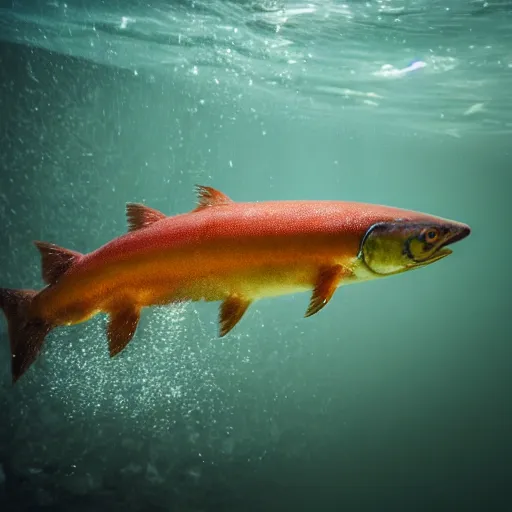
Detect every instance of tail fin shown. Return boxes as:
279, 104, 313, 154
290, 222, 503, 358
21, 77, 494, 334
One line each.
0, 288, 52, 384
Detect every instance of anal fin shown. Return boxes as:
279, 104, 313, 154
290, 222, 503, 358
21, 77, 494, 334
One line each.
107, 306, 141, 357
219, 295, 251, 337
305, 265, 349, 318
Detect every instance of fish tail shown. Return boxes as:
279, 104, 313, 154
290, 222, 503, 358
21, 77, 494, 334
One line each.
0, 288, 52, 384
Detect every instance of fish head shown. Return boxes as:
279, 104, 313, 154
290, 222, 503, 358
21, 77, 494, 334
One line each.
359, 217, 471, 276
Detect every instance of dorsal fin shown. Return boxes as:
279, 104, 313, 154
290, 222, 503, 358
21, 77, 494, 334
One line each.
34, 241, 83, 285
126, 203, 167, 232
193, 185, 233, 212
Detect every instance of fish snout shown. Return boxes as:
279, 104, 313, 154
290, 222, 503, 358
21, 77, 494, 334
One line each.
446, 223, 471, 246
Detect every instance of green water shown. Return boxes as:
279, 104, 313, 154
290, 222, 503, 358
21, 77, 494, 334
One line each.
0, 1, 510, 510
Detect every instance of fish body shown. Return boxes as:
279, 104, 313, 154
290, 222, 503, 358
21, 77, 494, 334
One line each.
33, 200, 434, 319
0, 186, 471, 383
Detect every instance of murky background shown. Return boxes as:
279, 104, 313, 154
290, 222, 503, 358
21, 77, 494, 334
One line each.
0, 1, 511, 510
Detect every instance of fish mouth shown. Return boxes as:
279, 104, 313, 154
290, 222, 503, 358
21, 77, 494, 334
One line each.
415, 247, 452, 266
417, 224, 471, 265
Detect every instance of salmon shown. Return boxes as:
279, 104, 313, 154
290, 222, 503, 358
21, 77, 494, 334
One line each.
0, 185, 471, 383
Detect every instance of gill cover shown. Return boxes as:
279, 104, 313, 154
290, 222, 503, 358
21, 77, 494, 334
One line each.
360, 222, 453, 276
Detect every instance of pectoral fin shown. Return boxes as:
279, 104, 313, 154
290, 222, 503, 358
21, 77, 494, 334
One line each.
107, 306, 141, 357
305, 265, 348, 318
219, 296, 252, 337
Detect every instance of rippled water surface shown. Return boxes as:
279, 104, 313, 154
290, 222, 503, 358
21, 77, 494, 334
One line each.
1, 0, 512, 136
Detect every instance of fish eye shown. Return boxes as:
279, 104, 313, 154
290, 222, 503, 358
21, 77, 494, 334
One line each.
424, 228, 439, 242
